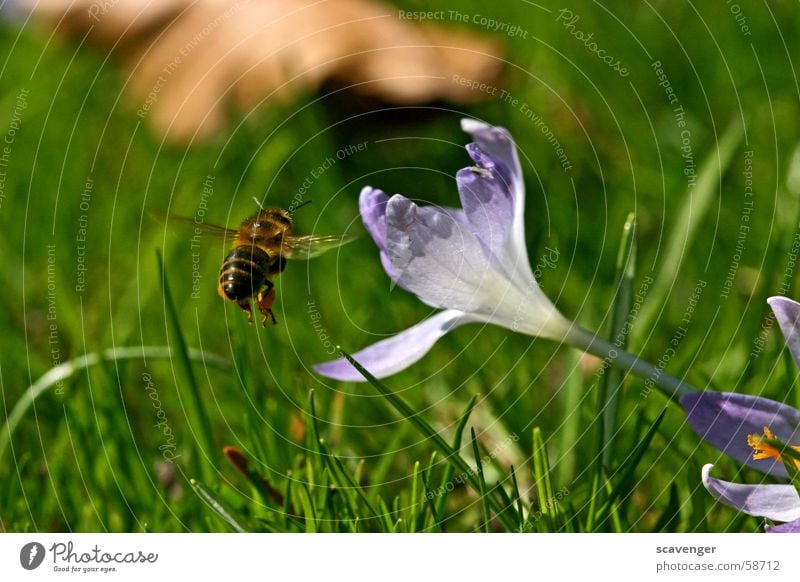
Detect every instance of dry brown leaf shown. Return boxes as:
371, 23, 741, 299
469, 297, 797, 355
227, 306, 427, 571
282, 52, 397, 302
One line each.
28, 0, 503, 142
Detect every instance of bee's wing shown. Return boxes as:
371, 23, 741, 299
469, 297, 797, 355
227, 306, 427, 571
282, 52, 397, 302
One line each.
281, 233, 358, 260
150, 212, 239, 240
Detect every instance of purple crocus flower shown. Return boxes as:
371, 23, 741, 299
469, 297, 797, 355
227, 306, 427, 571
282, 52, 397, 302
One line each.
314, 119, 573, 381
680, 297, 800, 478
686, 296, 800, 532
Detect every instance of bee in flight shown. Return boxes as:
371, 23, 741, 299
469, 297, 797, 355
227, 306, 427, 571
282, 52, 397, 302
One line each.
165, 200, 355, 326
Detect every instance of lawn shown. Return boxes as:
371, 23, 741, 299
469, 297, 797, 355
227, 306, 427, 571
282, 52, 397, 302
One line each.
1, 0, 799, 532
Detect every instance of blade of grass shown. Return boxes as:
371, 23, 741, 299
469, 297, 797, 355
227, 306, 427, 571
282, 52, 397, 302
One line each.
408, 461, 421, 533
296, 483, 317, 533
491, 481, 516, 523
190, 479, 248, 532
600, 213, 637, 468
587, 223, 652, 525
509, 465, 525, 532
378, 497, 395, 532
354, 459, 366, 488
158, 249, 215, 479
419, 452, 440, 531
557, 348, 584, 486
470, 427, 491, 532
307, 390, 323, 454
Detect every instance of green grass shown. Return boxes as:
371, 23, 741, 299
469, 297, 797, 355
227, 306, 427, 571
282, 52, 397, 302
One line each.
1, 1, 799, 532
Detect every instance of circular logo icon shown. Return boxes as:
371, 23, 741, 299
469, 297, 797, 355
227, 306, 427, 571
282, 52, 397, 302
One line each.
19, 542, 45, 570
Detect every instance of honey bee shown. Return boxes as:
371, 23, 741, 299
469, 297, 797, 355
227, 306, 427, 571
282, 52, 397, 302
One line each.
163, 201, 355, 326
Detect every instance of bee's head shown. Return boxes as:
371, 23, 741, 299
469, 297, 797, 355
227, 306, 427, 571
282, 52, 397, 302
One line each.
273, 208, 293, 227
250, 208, 292, 230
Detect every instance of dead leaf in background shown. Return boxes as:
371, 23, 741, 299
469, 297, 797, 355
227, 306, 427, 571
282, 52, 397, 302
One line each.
28, 0, 503, 142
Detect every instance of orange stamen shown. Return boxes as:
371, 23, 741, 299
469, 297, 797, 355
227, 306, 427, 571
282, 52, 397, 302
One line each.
747, 426, 800, 470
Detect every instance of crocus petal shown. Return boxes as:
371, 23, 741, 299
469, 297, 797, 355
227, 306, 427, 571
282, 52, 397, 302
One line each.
456, 163, 528, 290
702, 464, 800, 523
359, 186, 390, 252
360, 187, 408, 288
313, 309, 477, 381
766, 518, 800, 533
680, 391, 800, 478
460, 119, 521, 200
456, 156, 514, 261
768, 296, 800, 370
460, 119, 534, 285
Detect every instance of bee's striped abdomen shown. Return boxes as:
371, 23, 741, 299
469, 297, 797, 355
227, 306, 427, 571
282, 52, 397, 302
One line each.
218, 246, 271, 301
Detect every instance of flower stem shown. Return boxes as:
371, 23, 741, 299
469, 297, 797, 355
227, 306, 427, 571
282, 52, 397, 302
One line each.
564, 325, 696, 402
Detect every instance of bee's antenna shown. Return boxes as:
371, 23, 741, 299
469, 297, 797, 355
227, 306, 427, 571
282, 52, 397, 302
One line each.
252, 197, 265, 210
289, 200, 312, 214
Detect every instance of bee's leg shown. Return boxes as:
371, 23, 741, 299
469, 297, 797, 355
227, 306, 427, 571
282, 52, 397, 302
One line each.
236, 299, 255, 324
257, 280, 277, 327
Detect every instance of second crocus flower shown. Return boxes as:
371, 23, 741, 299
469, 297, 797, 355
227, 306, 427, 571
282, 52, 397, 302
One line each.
685, 296, 800, 532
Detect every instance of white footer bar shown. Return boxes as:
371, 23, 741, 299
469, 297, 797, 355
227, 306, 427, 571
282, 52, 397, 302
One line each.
1, 533, 797, 580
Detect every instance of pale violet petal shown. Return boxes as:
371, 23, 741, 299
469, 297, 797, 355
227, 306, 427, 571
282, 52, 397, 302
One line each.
768, 296, 800, 370
766, 518, 800, 533
460, 119, 534, 286
702, 464, 800, 523
313, 309, 477, 381
458, 150, 514, 250
359, 186, 389, 252
360, 187, 409, 289
456, 165, 518, 284
460, 120, 521, 188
